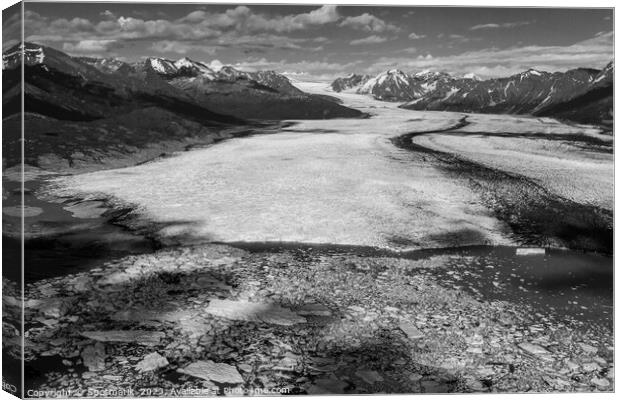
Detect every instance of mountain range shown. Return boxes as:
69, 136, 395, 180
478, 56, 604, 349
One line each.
332, 64, 613, 126
1, 42, 362, 170
1, 42, 613, 171
118, 55, 342, 120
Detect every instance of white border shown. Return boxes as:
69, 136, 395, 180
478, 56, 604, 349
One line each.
0, 2, 616, 400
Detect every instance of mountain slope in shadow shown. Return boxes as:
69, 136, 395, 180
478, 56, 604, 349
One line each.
2, 43, 363, 171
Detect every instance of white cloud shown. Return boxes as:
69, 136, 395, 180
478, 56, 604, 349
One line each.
233, 58, 357, 72
470, 20, 533, 30
100, 10, 116, 19
62, 39, 117, 53
187, 5, 340, 33
408, 32, 426, 40
340, 13, 400, 33
350, 35, 388, 45
24, 5, 341, 49
229, 57, 363, 80
369, 31, 613, 78
213, 32, 323, 52
151, 40, 216, 55
2, 8, 22, 50
113, 16, 220, 40
19, 7, 612, 82
24, 6, 339, 57
294, 5, 340, 26
313, 37, 330, 43
208, 59, 224, 71
49, 17, 94, 32
448, 34, 470, 42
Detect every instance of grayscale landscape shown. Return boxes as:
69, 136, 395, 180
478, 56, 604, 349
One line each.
1, 3, 614, 397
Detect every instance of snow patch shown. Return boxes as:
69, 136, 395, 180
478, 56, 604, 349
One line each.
149, 58, 173, 74
442, 87, 460, 100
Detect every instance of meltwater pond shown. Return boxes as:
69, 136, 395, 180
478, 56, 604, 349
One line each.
2, 178, 157, 283
422, 246, 613, 327
228, 242, 613, 327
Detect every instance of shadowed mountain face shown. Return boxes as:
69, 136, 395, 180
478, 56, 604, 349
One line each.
1, 43, 364, 170
533, 62, 613, 126
1, 42, 244, 170
124, 55, 363, 120
2, 43, 242, 125
3, 42, 362, 122
331, 74, 372, 93
331, 63, 613, 127
78, 53, 362, 120
331, 70, 479, 102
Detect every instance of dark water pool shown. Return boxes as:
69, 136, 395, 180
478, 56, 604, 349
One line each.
422, 246, 613, 328
2, 179, 158, 283
226, 242, 613, 326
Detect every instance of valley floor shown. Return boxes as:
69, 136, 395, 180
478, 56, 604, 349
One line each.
2, 81, 613, 395
43, 81, 612, 252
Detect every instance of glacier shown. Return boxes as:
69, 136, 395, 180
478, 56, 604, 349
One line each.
48, 81, 609, 251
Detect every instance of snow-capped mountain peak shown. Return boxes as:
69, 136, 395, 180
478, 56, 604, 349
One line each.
145, 57, 177, 74
358, 69, 422, 101
78, 56, 126, 73
173, 57, 216, 79
330, 73, 371, 92
2, 43, 46, 69
98, 58, 123, 70
140, 56, 217, 80
519, 68, 546, 79
414, 70, 452, 81
592, 61, 614, 85
380, 69, 408, 80
333, 69, 459, 100
215, 65, 252, 81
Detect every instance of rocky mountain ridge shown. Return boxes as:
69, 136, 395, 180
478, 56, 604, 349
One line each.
1, 43, 362, 171
331, 64, 613, 126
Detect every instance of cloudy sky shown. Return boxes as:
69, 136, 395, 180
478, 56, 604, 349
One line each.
6, 2, 614, 79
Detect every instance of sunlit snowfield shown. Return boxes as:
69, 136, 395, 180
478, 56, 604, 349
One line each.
413, 115, 612, 210
50, 81, 612, 250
